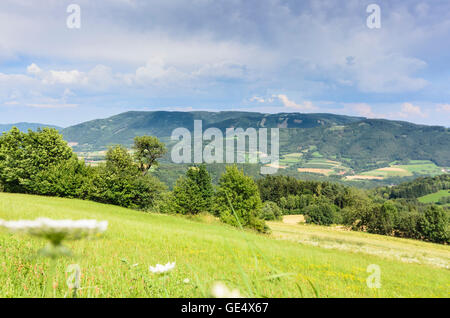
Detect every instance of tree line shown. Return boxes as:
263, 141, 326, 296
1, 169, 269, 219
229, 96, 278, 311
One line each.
0, 127, 448, 243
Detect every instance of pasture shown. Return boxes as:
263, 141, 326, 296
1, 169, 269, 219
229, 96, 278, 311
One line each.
0, 193, 449, 298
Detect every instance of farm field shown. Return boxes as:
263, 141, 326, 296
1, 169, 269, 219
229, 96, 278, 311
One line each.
349, 161, 448, 180
418, 190, 450, 205
1, 193, 449, 298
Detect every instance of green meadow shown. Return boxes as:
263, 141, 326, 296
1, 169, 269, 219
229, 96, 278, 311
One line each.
418, 190, 450, 205
1, 193, 449, 298
361, 160, 446, 178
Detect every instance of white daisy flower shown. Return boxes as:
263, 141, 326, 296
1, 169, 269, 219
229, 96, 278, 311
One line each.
0, 218, 108, 245
211, 282, 243, 298
149, 262, 176, 274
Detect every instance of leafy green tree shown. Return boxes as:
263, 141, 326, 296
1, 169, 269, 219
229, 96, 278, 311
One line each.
91, 146, 164, 210
418, 205, 449, 244
170, 165, 214, 215
260, 201, 283, 221
365, 201, 398, 235
172, 177, 204, 215
214, 166, 267, 233
27, 157, 94, 198
0, 127, 73, 193
186, 165, 214, 210
133, 136, 167, 175
304, 203, 338, 226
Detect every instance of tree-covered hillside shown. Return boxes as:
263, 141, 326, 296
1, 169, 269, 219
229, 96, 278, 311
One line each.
61, 111, 450, 170
0, 123, 62, 133
61, 111, 363, 150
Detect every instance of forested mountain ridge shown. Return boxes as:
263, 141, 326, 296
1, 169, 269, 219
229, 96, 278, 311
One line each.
60, 111, 450, 169
0, 122, 62, 133
61, 111, 363, 148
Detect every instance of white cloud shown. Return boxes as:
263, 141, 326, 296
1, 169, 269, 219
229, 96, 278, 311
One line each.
27, 63, 41, 75
249, 96, 266, 103
276, 95, 317, 111
349, 103, 376, 118
436, 104, 450, 113
26, 103, 78, 109
399, 102, 427, 118
3, 101, 19, 106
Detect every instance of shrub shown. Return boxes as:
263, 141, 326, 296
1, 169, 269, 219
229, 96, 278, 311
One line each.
260, 201, 283, 221
395, 211, 423, 239
153, 192, 177, 214
365, 202, 398, 235
90, 146, 165, 210
214, 166, 268, 233
304, 203, 338, 226
26, 156, 93, 199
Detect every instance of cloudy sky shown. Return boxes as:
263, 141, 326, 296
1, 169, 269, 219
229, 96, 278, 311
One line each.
0, 0, 449, 127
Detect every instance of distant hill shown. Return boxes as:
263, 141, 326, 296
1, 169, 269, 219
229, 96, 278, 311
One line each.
62, 111, 363, 148
61, 111, 450, 170
0, 123, 62, 133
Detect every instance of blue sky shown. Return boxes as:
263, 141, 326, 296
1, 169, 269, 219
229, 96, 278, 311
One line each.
0, 0, 449, 127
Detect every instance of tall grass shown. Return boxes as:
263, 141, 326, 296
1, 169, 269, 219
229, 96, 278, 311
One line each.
0, 193, 449, 298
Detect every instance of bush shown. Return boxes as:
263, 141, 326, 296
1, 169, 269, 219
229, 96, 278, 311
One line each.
89, 146, 165, 210
365, 202, 398, 235
260, 201, 283, 221
153, 192, 177, 214
214, 166, 268, 233
418, 205, 449, 244
26, 156, 93, 198
395, 211, 422, 239
304, 203, 338, 226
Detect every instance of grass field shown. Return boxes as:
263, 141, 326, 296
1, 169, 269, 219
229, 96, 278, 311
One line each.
1, 193, 449, 298
418, 190, 450, 206
359, 161, 447, 179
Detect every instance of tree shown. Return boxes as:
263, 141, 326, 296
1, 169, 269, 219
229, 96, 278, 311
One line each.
133, 136, 167, 175
185, 165, 214, 210
418, 205, 449, 244
304, 203, 338, 226
365, 201, 398, 235
91, 145, 165, 210
260, 201, 283, 221
170, 165, 214, 215
0, 127, 73, 193
214, 166, 267, 233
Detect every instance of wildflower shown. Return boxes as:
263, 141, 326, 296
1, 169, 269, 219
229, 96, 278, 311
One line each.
183, 278, 190, 284
0, 218, 108, 246
211, 282, 243, 298
149, 262, 176, 274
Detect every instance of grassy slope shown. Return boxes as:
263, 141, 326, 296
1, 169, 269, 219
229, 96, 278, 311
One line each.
418, 190, 450, 205
0, 193, 449, 298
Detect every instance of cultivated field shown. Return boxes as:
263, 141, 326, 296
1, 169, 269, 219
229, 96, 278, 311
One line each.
418, 190, 450, 206
0, 193, 449, 298
359, 161, 447, 179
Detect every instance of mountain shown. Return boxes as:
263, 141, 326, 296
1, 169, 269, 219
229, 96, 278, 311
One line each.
61, 111, 363, 149
279, 119, 450, 168
61, 111, 450, 169
0, 122, 62, 134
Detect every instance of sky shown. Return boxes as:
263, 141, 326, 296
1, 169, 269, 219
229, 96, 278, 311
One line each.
0, 0, 449, 127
